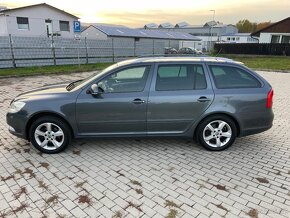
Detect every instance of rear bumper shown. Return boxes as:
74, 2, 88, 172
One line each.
239, 123, 272, 137
238, 109, 274, 137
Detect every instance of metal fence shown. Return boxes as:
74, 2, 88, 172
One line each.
0, 35, 176, 68
214, 43, 290, 56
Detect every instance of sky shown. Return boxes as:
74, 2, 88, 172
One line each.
1, 0, 289, 27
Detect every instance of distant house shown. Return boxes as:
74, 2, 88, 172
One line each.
0, 3, 79, 38
158, 22, 174, 28
175, 22, 190, 28
251, 17, 290, 43
144, 21, 238, 51
220, 33, 258, 43
81, 25, 200, 49
144, 23, 158, 29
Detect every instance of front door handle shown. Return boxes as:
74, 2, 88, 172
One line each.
132, 98, 145, 104
197, 96, 211, 102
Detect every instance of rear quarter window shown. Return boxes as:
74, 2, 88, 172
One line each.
209, 65, 261, 89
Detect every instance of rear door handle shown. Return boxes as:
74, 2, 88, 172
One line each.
132, 98, 145, 104
197, 96, 211, 102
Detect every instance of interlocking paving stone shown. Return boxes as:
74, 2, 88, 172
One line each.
0, 71, 290, 217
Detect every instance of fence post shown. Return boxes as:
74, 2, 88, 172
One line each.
134, 39, 136, 57
77, 38, 80, 67
8, 34, 16, 68
85, 37, 89, 64
153, 39, 155, 55
112, 38, 115, 63
51, 35, 56, 66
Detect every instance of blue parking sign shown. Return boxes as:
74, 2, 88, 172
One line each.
73, 21, 81, 33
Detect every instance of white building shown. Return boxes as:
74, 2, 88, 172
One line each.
0, 3, 79, 38
251, 17, 290, 43
220, 33, 258, 43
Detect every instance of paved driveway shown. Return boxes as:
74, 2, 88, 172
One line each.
0, 71, 290, 218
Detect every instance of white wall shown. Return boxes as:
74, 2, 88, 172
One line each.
220, 35, 258, 43
0, 16, 8, 35
259, 33, 290, 43
0, 5, 78, 38
81, 26, 108, 40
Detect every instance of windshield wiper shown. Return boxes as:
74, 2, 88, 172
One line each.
66, 79, 83, 91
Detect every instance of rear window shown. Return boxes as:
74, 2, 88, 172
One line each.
209, 65, 261, 89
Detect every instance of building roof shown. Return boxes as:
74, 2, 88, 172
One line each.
143, 21, 235, 30
0, 6, 8, 11
221, 33, 252, 36
159, 22, 174, 28
251, 17, 290, 37
0, 3, 79, 19
144, 23, 158, 29
84, 25, 201, 41
175, 22, 190, 28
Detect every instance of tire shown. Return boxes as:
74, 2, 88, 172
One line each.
29, 116, 71, 154
196, 115, 237, 151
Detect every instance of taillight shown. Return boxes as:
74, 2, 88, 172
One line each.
266, 89, 274, 108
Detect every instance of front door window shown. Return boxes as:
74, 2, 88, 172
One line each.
97, 66, 150, 93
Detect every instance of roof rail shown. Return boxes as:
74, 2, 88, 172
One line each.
137, 54, 209, 58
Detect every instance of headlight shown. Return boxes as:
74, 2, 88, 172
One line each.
8, 101, 26, 113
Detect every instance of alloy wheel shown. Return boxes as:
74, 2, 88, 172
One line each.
34, 122, 64, 151
202, 120, 232, 148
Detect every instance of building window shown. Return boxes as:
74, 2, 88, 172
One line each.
59, 21, 70, 32
17, 17, 29, 30
227, 37, 230, 41
281, 35, 290, 44
271, 35, 280, 43
236, 37, 240, 40
45, 19, 52, 36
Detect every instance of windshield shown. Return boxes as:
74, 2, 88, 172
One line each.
66, 63, 119, 91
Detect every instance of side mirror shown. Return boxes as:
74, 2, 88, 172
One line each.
87, 84, 103, 95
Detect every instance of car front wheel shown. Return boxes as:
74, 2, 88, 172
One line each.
197, 115, 237, 151
29, 116, 71, 154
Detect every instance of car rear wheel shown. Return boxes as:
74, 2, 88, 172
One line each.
29, 116, 71, 154
197, 115, 237, 151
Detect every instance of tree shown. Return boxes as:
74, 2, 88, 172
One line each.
236, 20, 273, 33
236, 20, 256, 33
256, 21, 272, 31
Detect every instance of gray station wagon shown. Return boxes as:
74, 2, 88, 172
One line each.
6, 57, 274, 153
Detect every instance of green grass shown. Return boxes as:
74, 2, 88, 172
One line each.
0, 63, 113, 77
218, 55, 290, 71
1, 55, 290, 77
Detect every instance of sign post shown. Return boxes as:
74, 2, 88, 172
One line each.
73, 21, 81, 67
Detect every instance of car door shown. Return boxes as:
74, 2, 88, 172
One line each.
75, 64, 153, 136
147, 63, 214, 134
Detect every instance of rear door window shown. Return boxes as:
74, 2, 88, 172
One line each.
156, 64, 207, 91
209, 65, 261, 89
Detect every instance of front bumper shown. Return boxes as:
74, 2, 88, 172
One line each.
6, 112, 28, 139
